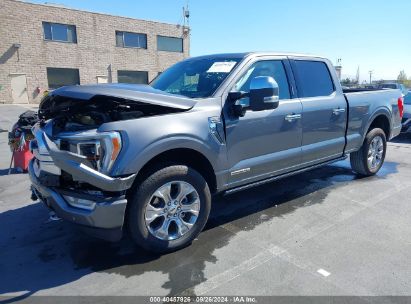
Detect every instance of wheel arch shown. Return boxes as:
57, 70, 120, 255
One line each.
131, 147, 217, 194
363, 109, 391, 141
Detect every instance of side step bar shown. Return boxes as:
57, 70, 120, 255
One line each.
224, 156, 347, 195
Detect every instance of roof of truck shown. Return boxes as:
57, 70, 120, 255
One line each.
188, 52, 327, 60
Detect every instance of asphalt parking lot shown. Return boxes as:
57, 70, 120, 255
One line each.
1, 104, 411, 301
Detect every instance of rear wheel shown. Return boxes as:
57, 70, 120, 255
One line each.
350, 128, 387, 176
127, 164, 211, 253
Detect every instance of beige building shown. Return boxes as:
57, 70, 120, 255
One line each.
0, 0, 190, 104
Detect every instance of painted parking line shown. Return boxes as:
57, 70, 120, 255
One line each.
317, 268, 331, 277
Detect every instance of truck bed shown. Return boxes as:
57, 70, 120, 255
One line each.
343, 88, 403, 153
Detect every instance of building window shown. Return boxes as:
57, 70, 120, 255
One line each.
117, 70, 148, 84
47, 68, 80, 89
116, 31, 147, 48
157, 35, 183, 52
43, 22, 77, 43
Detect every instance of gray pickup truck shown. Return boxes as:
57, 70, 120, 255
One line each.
29, 52, 404, 252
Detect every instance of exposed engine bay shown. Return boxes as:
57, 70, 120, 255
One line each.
32, 84, 195, 196
39, 95, 189, 133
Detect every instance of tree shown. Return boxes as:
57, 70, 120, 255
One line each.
341, 77, 356, 87
397, 70, 408, 84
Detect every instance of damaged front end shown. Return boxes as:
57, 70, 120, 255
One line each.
29, 84, 195, 241
29, 122, 133, 241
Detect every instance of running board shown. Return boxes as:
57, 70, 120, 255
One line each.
224, 156, 347, 195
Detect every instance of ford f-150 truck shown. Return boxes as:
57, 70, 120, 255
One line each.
29, 53, 404, 253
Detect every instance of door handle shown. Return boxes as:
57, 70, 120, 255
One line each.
285, 114, 302, 122
332, 108, 346, 115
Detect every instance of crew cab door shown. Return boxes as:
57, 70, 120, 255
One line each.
290, 58, 347, 165
223, 58, 303, 186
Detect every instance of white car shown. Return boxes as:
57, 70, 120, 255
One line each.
401, 92, 411, 133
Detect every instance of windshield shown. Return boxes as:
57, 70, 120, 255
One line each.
151, 57, 241, 98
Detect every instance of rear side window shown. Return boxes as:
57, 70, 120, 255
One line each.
294, 60, 334, 98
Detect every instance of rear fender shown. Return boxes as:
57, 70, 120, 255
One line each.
362, 108, 391, 140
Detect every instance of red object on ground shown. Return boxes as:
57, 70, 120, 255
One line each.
13, 140, 33, 172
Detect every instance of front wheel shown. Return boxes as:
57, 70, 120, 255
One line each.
127, 164, 211, 253
350, 128, 387, 176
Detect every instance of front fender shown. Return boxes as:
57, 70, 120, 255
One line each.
112, 134, 226, 176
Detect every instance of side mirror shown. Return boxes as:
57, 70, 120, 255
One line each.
248, 76, 279, 111
227, 76, 280, 117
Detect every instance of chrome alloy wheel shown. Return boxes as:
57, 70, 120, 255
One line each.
144, 181, 200, 241
367, 135, 384, 170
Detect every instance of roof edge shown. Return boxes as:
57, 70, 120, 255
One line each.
12, 0, 186, 28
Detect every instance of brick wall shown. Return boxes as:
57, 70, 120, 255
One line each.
0, 0, 190, 103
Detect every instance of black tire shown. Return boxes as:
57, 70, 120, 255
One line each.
127, 164, 211, 253
350, 128, 387, 176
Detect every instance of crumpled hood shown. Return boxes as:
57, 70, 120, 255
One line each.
39, 83, 196, 119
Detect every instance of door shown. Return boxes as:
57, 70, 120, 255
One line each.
10, 74, 29, 104
224, 59, 303, 186
96, 76, 108, 84
291, 59, 347, 164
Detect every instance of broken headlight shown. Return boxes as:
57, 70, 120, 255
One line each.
59, 131, 122, 175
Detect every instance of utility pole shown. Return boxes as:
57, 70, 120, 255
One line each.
368, 70, 373, 85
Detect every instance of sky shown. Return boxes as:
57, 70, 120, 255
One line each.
28, 0, 411, 82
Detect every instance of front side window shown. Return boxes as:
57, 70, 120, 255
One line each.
117, 70, 148, 84
233, 60, 291, 100
293, 60, 334, 98
43, 22, 77, 43
151, 57, 241, 98
116, 31, 147, 48
47, 68, 80, 89
157, 36, 183, 52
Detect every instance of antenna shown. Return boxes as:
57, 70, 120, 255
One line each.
182, 1, 190, 39
183, 1, 190, 28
